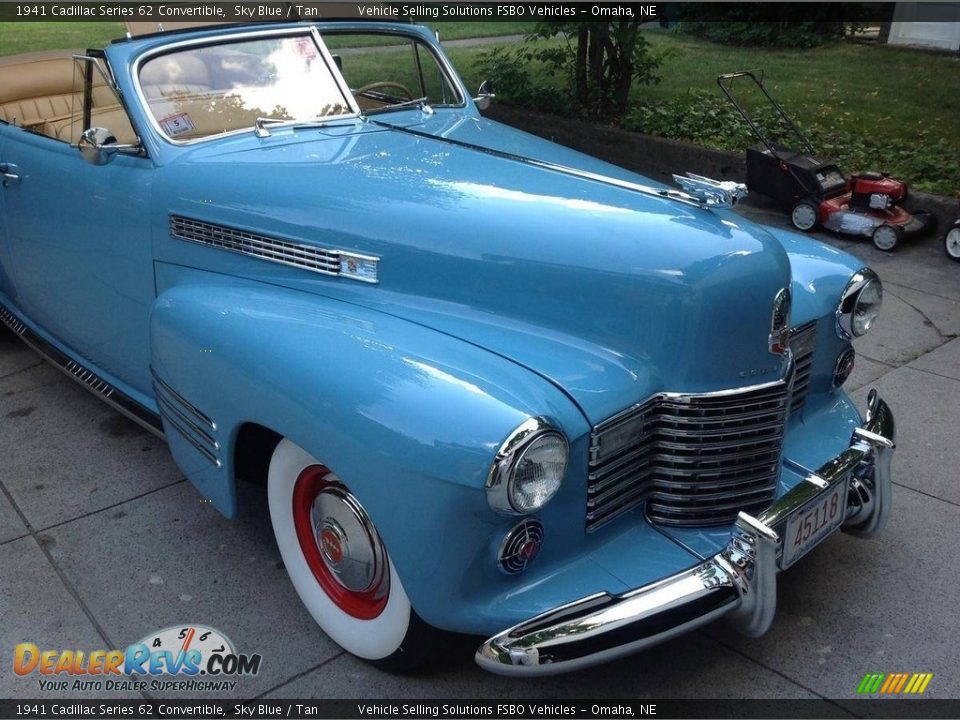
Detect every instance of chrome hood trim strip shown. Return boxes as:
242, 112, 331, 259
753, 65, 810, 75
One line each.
371, 120, 733, 211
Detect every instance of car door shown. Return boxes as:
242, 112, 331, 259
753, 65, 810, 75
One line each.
0, 56, 155, 400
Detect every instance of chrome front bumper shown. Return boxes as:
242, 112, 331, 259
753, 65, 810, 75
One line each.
476, 390, 895, 676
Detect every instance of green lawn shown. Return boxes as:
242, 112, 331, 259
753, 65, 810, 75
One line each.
0, 22, 125, 55
641, 32, 960, 152
427, 21, 533, 41
0, 21, 532, 56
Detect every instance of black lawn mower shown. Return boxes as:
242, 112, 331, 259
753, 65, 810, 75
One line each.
718, 71, 936, 251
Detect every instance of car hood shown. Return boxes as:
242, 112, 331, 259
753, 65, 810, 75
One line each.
156, 114, 793, 425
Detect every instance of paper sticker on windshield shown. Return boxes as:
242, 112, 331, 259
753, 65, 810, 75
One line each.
295, 38, 318, 60
160, 112, 195, 137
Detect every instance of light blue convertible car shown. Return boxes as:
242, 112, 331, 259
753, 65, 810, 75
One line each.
0, 20, 895, 675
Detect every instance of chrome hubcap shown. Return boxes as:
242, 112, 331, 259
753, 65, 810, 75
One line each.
309, 484, 388, 597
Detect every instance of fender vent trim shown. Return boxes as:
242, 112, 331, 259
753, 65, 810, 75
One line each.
169, 215, 379, 284
151, 367, 222, 469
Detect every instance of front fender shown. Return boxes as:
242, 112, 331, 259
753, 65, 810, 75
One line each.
766, 226, 864, 324
148, 264, 589, 627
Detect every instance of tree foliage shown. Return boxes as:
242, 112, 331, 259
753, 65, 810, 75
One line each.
479, 21, 662, 120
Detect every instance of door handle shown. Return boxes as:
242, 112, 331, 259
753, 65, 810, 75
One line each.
0, 163, 21, 186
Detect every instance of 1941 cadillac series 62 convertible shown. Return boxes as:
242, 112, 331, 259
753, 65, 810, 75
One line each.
0, 20, 895, 675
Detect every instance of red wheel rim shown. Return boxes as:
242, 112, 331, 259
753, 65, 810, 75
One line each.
292, 465, 389, 620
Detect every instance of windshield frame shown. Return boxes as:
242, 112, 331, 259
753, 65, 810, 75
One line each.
132, 26, 362, 146
318, 28, 466, 113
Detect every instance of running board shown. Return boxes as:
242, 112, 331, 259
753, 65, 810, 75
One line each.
0, 302, 164, 438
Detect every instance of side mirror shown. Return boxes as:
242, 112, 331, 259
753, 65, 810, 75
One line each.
78, 127, 140, 166
474, 80, 496, 111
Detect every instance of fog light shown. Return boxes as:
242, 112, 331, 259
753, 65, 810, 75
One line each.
498, 519, 544, 574
834, 347, 856, 387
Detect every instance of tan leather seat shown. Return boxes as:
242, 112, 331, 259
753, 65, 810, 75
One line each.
0, 51, 81, 127
43, 105, 138, 146
0, 49, 130, 140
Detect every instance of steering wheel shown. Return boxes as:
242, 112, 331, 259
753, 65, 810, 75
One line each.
356, 81, 415, 101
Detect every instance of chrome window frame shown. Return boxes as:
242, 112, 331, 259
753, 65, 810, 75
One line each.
317, 27, 466, 110
132, 26, 362, 147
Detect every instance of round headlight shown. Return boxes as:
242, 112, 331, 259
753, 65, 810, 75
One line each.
837, 269, 882, 339
851, 279, 882, 336
486, 418, 568, 515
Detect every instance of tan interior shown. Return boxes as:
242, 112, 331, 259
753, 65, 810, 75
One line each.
0, 49, 214, 146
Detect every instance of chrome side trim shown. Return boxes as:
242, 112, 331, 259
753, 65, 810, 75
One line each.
0, 301, 163, 437
159, 408, 222, 468
150, 366, 222, 469
156, 394, 218, 450
477, 392, 895, 676
150, 366, 216, 430
0, 305, 27, 335
169, 215, 380, 284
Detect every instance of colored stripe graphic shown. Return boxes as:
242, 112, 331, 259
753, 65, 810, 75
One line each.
857, 673, 885, 694
857, 672, 933, 694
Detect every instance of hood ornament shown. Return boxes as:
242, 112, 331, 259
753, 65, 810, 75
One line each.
672, 173, 748, 209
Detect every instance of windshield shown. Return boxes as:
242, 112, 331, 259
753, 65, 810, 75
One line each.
320, 31, 463, 114
139, 34, 353, 142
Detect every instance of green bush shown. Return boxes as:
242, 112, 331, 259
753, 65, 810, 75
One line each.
677, 21, 849, 48
625, 92, 960, 195
477, 22, 664, 120
674, 6, 872, 48
475, 45, 572, 116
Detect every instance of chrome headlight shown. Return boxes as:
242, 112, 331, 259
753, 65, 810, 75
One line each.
837, 268, 882, 338
486, 417, 568, 515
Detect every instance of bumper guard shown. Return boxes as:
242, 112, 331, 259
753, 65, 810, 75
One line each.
476, 390, 895, 676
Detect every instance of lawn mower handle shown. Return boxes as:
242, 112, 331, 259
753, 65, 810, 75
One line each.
717, 71, 817, 158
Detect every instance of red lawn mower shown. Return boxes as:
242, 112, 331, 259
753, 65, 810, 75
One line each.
718, 71, 935, 251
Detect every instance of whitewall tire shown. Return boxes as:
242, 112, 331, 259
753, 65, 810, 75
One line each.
267, 438, 438, 669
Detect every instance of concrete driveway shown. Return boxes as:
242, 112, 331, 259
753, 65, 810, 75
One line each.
1, 197, 958, 704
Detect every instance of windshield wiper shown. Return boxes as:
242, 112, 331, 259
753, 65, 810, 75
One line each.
363, 97, 433, 118
253, 116, 356, 138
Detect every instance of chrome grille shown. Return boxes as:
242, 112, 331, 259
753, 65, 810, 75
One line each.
587, 380, 790, 531
789, 322, 817, 413
169, 215, 378, 283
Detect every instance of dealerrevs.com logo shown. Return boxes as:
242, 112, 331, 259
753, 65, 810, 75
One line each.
14, 624, 262, 693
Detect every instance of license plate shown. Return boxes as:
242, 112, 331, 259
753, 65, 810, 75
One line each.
780, 480, 848, 569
